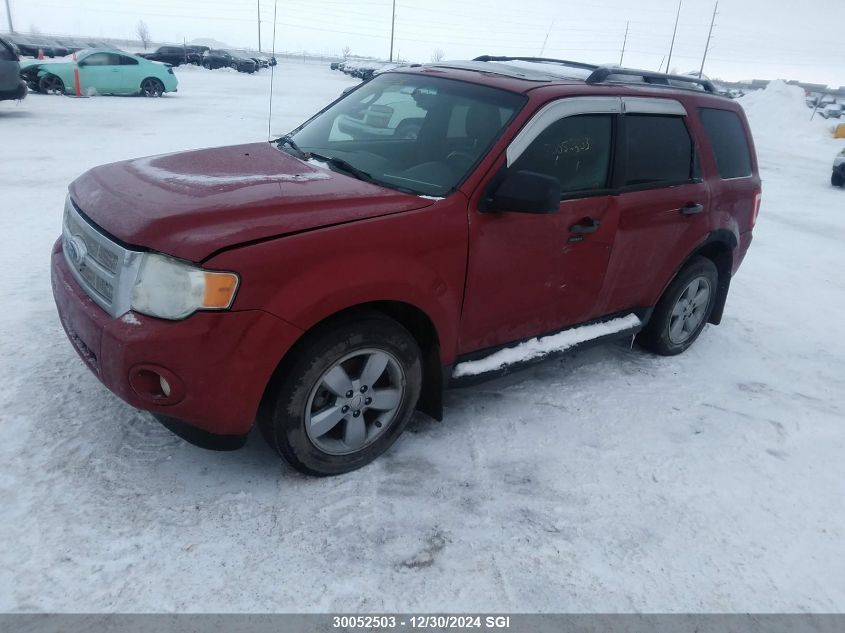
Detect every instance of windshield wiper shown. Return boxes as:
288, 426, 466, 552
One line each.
273, 134, 309, 159
309, 151, 376, 184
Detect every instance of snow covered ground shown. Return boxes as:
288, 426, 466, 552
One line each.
1, 63, 844, 613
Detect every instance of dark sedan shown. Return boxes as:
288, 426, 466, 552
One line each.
0, 36, 27, 101
141, 45, 203, 66
202, 49, 257, 73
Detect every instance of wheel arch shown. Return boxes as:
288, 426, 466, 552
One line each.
652, 230, 736, 327
259, 300, 445, 423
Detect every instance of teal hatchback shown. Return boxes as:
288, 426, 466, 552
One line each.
20, 48, 177, 97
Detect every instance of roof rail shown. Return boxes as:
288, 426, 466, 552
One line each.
472, 55, 599, 72
586, 67, 717, 93
471, 55, 717, 93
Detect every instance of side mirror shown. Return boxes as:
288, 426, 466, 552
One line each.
485, 170, 560, 214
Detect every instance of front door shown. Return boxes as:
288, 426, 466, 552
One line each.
78, 52, 123, 94
459, 104, 620, 353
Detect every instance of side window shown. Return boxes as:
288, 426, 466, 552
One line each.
699, 108, 752, 179
623, 114, 694, 186
83, 53, 119, 66
511, 114, 613, 196
119, 55, 139, 65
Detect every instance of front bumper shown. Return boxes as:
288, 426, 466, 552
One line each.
0, 80, 27, 101
51, 240, 304, 437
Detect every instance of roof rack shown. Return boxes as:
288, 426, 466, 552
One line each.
472, 55, 717, 94
586, 67, 716, 93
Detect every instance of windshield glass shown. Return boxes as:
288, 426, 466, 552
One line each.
288, 73, 525, 196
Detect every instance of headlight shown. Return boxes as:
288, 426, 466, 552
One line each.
131, 253, 239, 320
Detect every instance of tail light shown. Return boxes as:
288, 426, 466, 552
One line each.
751, 192, 762, 228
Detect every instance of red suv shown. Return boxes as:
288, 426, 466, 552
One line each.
51, 57, 761, 475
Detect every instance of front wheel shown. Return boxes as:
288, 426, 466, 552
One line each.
638, 256, 718, 356
140, 77, 164, 97
832, 170, 845, 187
38, 74, 65, 95
259, 314, 423, 476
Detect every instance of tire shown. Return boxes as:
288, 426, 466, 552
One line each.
140, 77, 164, 98
258, 314, 423, 476
832, 170, 845, 188
230, 62, 238, 71
38, 74, 65, 95
202, 61, 211, 69
637, 256, 719, 356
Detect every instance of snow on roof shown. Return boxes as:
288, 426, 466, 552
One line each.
489, 59, 595, 80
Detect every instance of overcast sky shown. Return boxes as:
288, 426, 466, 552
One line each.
5, 0, 842, 87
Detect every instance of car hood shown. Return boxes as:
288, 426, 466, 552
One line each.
68, 142, 435, 262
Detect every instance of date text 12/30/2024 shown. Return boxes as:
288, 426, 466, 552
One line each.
332, 615, 512, 629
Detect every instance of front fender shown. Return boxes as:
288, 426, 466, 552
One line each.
205, 197, 470, 364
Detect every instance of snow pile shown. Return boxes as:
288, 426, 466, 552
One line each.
452, 314, 641, 377
738, 80, 832, 150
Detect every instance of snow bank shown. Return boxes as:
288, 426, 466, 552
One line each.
738, 80, 833, 149
452, 313, 641, 377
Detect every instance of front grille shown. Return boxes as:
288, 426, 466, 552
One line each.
61, 196, 144, 317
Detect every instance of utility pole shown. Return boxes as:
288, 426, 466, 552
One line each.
389, 0, 396, 61
620, 21, 629, 66
4, 0, 14, 33
257, 0, 262, 52
698, 1, 718, 78
666, 0, 682, 74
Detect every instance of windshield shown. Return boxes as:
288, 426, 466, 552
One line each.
287, 73, 525, 196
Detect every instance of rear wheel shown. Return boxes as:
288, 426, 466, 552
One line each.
230, 62, 238, 71
259, 314, 422, 476
140, 77, 164, 98
38, 74, 65, 95
832, 170, 845, 187
638, 256, 718, 356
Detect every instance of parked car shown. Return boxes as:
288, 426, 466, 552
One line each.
51, 57, 760, 475
0, 36, 27, 101
20, 49, 177, 97
53, 38, 87, 54
819, 103, 843, 119
330, 62, 340, 70
140, 45, 202, 66
832, 149, 845, 187
202, 49, 257, 73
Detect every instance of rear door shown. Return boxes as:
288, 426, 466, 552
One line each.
596, 98, 710, 315
459, 98, 621, 352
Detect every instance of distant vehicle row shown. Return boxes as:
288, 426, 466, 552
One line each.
141, 46, 277, 73
330, 59, 398, 81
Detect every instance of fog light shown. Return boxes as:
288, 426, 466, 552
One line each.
159, 375, 171, 398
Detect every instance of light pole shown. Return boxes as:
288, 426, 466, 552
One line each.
4, 0, 14, 33
389, 0, 396, 61
257, 0, 262, 52
620, 21, 629, 66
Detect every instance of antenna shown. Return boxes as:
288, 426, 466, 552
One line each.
539, 21, 554, 57
267, 0, 278, 141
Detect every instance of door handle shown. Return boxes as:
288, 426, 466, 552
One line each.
569, 218, 600, 234
680, 203, 705, 216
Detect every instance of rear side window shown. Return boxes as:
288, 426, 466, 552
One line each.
699, 108, 752, 179
512, 114, 613, 196
623, 114, 694, 186
119, 55, 139, 65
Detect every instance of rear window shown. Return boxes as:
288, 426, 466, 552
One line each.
623, 114, 695, 186
699, 108, 752, 179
